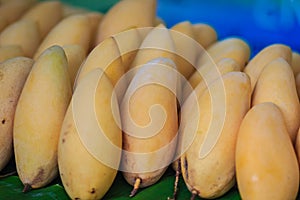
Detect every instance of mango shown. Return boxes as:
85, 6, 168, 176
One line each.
252, 58, 300, 143
236, 102, 299, 200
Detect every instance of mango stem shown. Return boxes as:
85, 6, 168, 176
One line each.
190, 189, 198, 200
23, 183, 32, 193
129, 177, 141, 197
168, 159, 181, 200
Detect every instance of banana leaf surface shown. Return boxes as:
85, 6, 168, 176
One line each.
0, 158, 241, 200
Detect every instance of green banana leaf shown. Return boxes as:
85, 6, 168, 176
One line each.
0, 158, 241, 200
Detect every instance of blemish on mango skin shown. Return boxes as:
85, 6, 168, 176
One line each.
0, 71, 3, 81
31, 167, 45, 186
90, 188, 96, 194
62, 123, 72, 136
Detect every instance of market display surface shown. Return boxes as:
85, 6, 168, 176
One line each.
0, 0, 300, 199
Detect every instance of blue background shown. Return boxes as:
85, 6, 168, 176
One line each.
157, 0, 300, 56
59, 0, 300, 56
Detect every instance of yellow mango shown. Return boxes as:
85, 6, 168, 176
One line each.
33, 14, 91, 59
252, 58, 300, 143
0, 19, 41, 57
13, 45, 72, 189
193, 23, 218, 49
129, 25, 175, 79
236, 102, 299, 200
180, 71, 251, 198
21, 1, 63, 39
58, 68, 122, 199
0, 57, 33, 171
95, 0, 156, 44
121, 58, 178, 196
243, 44, 292, 92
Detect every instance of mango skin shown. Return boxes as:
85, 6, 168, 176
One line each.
236, 102, 299, 200
180, 71, 251, 198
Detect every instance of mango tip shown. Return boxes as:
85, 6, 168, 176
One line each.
22, 183, 32, 193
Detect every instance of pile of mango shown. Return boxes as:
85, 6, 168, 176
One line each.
0, 0, 300, 199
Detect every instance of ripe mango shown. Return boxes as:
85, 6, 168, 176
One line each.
180, 71, 251, 198
236, 102, 299, 200
252, 58, 300, 143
